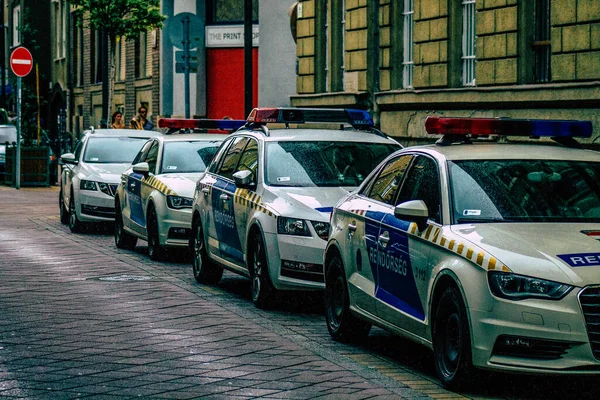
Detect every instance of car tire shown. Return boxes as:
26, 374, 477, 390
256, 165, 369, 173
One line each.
432, 286, 475, 389
191, 217, 223, 284
68, 190, 84, 233
147, 205, 165, 261
114, 199, 137, 250
59, 190, 69, 225
249, 233, 275, 308
324, 254, 371, 342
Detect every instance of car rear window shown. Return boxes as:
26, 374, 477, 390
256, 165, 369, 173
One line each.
83, 137, 148, 163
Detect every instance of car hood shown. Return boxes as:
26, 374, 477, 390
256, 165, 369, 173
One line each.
155, 173, 203, 197
78, 163, 131, 183
263, 186, 354, 221
451, 223, 600, 287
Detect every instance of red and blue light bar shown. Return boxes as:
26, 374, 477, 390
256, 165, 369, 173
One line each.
158, 118, 246, 132
247, 107, 374, 129
425, 116, 592, 138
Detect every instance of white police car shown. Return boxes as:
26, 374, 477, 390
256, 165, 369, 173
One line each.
59, 129, 159, 233
114, 119, 245, 260
189, 108, 401, 308
324, 116, 600, 387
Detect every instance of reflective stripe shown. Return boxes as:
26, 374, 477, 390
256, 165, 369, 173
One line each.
142, 176, 177, 196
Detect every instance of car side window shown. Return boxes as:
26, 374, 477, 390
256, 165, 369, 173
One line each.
132, 140, 153, 165
396, 155, 442, 224
208, 138, 234, 174
145, 142, 160, 175
367, 155, 412, 205
235, 139, 259, 183
73, 140, 84, 161
217, 137, 249, 180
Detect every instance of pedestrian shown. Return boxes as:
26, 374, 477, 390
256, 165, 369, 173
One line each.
110, 111, 125, 129
130, 106, 154, 130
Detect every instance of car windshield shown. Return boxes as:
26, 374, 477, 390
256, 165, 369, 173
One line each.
161, 141, 222, 174
449, 159, 600, 223
265, 141, 398, 187
83, 137, 148, 163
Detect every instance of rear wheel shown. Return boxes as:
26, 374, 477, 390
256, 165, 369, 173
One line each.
325, 254, 371, 342
59, 190, 69, 225
249, 233, 275, 308
114, 199, 137, 250
147, 206, 165, 261
191, 217, 223, 284
433, 286, 474, 389
68, 190, 84, 233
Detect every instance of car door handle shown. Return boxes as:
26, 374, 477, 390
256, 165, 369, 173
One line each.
348, 222, 357, 233
378, 231, 390, 247
220, 193, 229, 201
129, 182, 136, 190
201, 187, 210, 195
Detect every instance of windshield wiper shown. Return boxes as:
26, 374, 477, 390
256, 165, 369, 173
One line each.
456, 217, 508, 224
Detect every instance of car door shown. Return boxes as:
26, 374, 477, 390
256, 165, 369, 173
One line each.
210, 136, 249, 265
375, 154, 441, 338
344, 154, 413, 316
121, 140, 152, 232
127, 140, 159, 235
62, 139, 85, 208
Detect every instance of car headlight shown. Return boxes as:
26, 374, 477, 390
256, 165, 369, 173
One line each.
488, 271, 573, 301
310, 221, 330, 240
97, 182, 112, 196
166, 195, 193, 209
80, 180, 97, 191
277, 217, 310, 237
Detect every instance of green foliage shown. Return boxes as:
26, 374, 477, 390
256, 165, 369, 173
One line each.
70, 0, 165, 39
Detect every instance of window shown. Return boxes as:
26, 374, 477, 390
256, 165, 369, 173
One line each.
396, 156, 441, 223
54, 0, 66, 59
533, 0, 550, 83
368, 155, 412, 205
329, 0, 345, 92
91, 30, 103, 84
462, 0, 476, 86
144, 141, 160, 174
314, 0, 328, 93
236, 139, 259, 183
402, 0, 414, 89
208, 138, 234, 174
132, 140, 153, 165
207, 0, 258, 24
12, 6, 21, 47
115, 37, 126, 82
217, 137, 249, 180
73, 14, 84, 86
135, 32, 147, 78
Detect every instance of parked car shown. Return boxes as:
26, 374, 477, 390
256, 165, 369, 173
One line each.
114, 121, 244, 260
323, 116, 600, 387
59, 128, 160, 232
190, 108, 401, 308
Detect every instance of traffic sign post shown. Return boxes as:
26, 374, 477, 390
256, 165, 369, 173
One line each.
10, 47, 33, 190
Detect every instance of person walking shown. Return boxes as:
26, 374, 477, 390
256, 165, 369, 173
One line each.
110, 111, 126, 129
130, 106, 154, 130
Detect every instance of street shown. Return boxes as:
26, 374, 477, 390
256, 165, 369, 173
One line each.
0, 186, 598, 400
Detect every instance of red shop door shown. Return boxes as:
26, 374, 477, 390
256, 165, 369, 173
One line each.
206, 48, 258, 120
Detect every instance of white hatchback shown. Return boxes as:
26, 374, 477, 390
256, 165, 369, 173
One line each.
324, 116, 600, 387
59, 129, 159, 233
190, 108, 401, 308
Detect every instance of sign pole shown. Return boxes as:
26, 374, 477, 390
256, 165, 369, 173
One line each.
16, 77, 21, 190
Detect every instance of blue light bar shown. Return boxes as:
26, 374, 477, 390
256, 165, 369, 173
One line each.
247, 108, 374, 129
530, 119, 592, 138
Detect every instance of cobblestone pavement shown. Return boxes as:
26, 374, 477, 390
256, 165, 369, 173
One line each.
0, 186, 597, 399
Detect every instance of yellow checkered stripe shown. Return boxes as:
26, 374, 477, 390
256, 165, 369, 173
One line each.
234, 188, 276, 218
142, 176, 176, 196
409, 222, 511, 272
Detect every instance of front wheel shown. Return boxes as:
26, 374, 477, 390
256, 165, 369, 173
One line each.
68, 191, 84, 233
249, 233, 275, 308
115, 199, 137, 250
324, 254, 371, 342
59, 190, 69, 225
432, 286, 475, 389
191, 218, 223, 284
147, 206, 166, 261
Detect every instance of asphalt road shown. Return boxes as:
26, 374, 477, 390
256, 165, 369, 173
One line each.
0, 186, 598, 399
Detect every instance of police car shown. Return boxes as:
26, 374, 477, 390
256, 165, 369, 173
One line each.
189, 108, 401, 308
324, 116, 600, 387
59, 129, 159, 233
114, 119, 245, 260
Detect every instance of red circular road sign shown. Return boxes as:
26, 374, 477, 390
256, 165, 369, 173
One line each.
10, 47, 33, 77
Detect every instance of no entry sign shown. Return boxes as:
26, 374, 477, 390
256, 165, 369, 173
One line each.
10, 47, 33, 77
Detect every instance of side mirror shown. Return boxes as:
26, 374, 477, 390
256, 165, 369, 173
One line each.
132, 162, 150, 176
233, 170, 255, 189
60, 153, 76, 165
394, 200, 429, 232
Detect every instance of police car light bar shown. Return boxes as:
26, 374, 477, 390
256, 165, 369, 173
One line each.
425, 116, 592, 138
158, 118, 246, 131
246, 107, 375, 129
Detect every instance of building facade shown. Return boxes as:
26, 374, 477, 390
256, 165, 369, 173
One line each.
291, 0, 600, 145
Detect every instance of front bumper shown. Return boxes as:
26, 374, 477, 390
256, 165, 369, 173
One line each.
78, 190, 115, 222
264, 232, 326, 291
159, 207, 193, 247
470, 287, 600, 374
